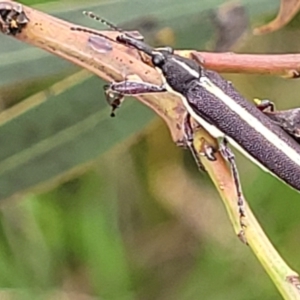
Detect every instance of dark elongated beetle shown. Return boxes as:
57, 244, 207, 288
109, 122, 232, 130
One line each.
72, 13, 300, 239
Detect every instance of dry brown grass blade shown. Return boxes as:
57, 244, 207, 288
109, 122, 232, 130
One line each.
3, 2, 300, 298
253, 0, 300, 35
190, 51, 300, 77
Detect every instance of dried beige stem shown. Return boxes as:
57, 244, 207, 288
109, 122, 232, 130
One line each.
3, 2, 300, 298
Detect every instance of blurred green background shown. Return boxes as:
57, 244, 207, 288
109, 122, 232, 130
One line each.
0, 0, 300, 299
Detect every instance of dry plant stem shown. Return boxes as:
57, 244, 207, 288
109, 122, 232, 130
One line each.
190, 52, 300, 77
14, 4, 188, 143
4, 2, 300, 298
10, 4, 300, 79
194, 128, 300, 299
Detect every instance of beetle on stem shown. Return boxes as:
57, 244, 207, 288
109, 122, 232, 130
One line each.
71, 13, 300, 237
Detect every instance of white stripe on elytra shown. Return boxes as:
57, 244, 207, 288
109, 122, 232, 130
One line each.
156, 61, 300, 166
180, 96, 272, 173
198, 76, 300, 166
155, 67, 285, 177
171, 57, 200, 78
175, 89, 273, 174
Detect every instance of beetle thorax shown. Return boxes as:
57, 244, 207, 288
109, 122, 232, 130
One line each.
160, 55, 201, 94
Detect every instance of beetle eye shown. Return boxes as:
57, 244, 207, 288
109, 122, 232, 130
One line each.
152, 54, 165, 67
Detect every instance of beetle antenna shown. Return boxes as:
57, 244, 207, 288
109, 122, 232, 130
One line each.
70, 26, 117, 43
83, 11, 124, 33
81, 11, 145, 42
